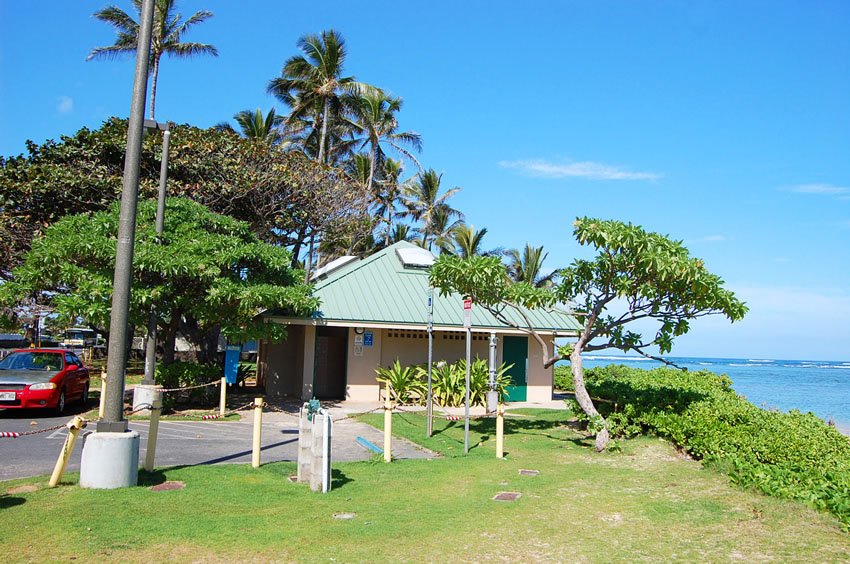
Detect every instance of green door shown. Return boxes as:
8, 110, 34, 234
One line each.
503, 336, 528, 402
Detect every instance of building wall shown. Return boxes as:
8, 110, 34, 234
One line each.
264, 324, 555, 403
526, 337, 554, 402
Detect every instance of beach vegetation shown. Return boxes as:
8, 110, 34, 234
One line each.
561, 364, 850, 529
430, 217, 748, 450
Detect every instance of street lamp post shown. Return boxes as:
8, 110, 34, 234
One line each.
142, 120, 170, 386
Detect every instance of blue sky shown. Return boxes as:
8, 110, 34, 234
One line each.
1, 1, 848, 360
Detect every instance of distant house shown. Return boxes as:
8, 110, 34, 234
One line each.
258, 241, 580, 403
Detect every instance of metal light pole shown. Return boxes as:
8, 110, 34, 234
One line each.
97, 0, 155, 433
463, 298, 472, 454
486, 332, 498, 413
426, 288, 434, 438
142, 121, 170, 386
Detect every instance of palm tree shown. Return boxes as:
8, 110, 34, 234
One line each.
87, 0, 218, 120
267, 30, 369, 164
426, 207, 465, 253
346, 90, 422, 191
401, 169, 463, 249
506, 244, 556, 288
388, 224, 418, 244
373, 158, 406, 245
445, 224, 489, 258
216, 108, 283, 143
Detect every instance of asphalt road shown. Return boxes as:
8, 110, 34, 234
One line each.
0, 404, 433, 481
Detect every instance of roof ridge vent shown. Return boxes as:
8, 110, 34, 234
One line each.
312, 255, 360, 280
396, 246, 434, 269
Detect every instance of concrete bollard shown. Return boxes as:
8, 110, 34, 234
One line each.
252, 397, 264, 468
297, 406, 312, 483
98, 368, 107, 419
496, 404, 505, 459
219, 377, 226, 416
49, 416, 86, 487
144, 397, 162, 472
383, 392, 392, 463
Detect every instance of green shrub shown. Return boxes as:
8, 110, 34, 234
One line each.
554, 365, 572, 391
579, 364, 850, 530
376, 360, 426, 404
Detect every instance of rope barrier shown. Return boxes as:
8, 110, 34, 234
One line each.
156, 379, 222, 394
0, 421, 73, 439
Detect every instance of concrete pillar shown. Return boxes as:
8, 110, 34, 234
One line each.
302, 325, 316, 400
80, 431, 140, 489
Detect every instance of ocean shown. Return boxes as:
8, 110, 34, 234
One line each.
572, 355, 850, 431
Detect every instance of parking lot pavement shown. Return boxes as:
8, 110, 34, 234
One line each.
0, 408, 434, 482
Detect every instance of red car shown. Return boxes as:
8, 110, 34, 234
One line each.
0, 349, 90, 413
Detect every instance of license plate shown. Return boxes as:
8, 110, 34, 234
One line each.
0, 392, 15, 401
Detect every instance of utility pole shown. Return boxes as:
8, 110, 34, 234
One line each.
97, 0, 155, 433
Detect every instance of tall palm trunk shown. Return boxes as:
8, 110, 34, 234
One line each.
317, 97, 330, 164
367, 144, 377, 195
149, 56, 161, 120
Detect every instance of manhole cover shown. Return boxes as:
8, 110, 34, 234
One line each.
518, 469, 539, 477
493, 492, 521, 502
288, 475, 298, 483
149, 481, 185, 492
333, 512, 356, 520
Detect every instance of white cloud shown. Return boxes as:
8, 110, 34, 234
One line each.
498, 159, 661, 181
57, 96, 73, 114
786, 183, 849, 195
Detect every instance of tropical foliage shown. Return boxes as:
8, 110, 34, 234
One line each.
565, 364, 850, 530
88, 0, 218, 119
430, 218, 747, 450
0, 198, 317, 363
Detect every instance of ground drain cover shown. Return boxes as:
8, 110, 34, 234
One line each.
493, 492, 521, 502
333, 512, 356, 520
518, 469, 539, 477
149, 481, 185, 492
288, 475, 298, 483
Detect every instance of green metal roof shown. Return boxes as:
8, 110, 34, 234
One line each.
275, 241, 580, 334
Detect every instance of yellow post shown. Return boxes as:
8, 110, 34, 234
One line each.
252, 397, 264, 468
496, 403, 505, 459
383, 390, 392, 463
98, 368, 107, 419
49, 416, 86, 487
219, 377, 226, 416
144, 397, 162, 471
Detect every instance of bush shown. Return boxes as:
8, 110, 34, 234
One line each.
575, 364, 850, 530
155, 361, 222, 409
554, 365, 572, 391
376, 360, 426, 404
378, 358, 513, 407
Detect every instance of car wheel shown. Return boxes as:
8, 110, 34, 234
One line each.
80, 383, 90, 406
55, 389, 66, 415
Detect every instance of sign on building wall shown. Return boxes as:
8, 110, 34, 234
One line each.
363, 331, 373, 347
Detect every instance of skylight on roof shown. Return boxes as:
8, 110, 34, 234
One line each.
311, 255, 359, 280
396, 247, 434, 268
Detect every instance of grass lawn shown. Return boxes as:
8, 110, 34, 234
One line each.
1, 409, 847, 562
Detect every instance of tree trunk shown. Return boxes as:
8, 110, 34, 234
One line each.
197, 324, 221, 365
317, 98, 330, 164
304, 233, 316, 283
367, 145, 377, 196
162, 313, 180, 366
290, 226, 307, 269
149, 56, 160, 120
569, 347, 610, 451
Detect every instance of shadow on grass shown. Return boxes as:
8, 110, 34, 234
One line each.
331, 468, 353, 489
0, 496, 26, 509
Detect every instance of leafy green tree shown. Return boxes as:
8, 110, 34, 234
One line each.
506, 244, 556, 288
217, 108, 283, 143
87, 0, 218, 119
267, 30, 370, 165
0, 118, 367, 277
430, 217, 747, 450
345, 90, 422, 191
372, 158, 406, 245
401, 169, 463, 249
0, 198, 318, 363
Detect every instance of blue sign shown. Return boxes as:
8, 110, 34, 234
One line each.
363, 331, 374, 347
224, 345, 241, 384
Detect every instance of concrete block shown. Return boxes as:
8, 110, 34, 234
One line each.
80, 431, 140, 489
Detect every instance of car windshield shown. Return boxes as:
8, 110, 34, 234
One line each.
0, 352, 63, 371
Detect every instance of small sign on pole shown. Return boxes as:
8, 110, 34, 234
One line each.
463, 297, 472, 328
